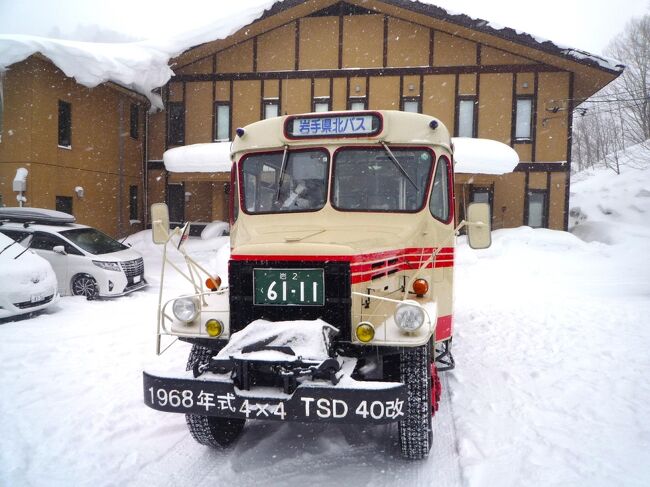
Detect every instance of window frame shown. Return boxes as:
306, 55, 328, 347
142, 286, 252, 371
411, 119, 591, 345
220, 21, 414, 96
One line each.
514, 96, 534, 142
263, 99, 280, 119
429, 155, 454, 224
0, 71, 5, 143
455, 96, 477, 138
55, 195, 73, 215
313, 97, 331, 113
469, 185, 493, 214
330, 145, 436, 214
525, 189, 548, 228
238, 147, 331, 216
347, 97, 367, 111
167, 102, 185, 146
401, 96, 422, 114
214, 101, 231, 142
58, 100, 72, 148
129, 185, 139, 221
130, 103, 139, 139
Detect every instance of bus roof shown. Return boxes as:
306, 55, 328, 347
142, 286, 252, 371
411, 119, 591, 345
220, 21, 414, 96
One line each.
231, 110, 451, 155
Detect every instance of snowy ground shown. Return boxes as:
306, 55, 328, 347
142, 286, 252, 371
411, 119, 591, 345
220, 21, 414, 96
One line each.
1, 166, 649, 486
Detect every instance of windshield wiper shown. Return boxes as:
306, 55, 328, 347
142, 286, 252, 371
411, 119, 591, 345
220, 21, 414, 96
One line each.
275, 144, 290, 203
0, 240, 17, 255
380, 141, 419, 191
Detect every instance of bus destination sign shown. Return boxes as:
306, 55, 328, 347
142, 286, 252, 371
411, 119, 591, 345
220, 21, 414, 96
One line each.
286, 114, 381, 139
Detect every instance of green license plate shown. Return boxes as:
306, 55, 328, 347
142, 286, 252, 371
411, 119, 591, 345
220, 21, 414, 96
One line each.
253, 268, 325, 306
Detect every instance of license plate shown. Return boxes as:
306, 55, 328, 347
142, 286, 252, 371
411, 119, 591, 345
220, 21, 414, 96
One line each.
253, 268, 324, 306
31, 293, 44, 303
134, 275, 141, 283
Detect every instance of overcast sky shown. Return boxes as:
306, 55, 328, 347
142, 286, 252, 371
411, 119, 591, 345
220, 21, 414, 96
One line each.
0, 0, 648, 55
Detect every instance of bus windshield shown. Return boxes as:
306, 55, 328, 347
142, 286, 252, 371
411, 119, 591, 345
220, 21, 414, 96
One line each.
332, 148, 434, 212
241, 150, 329, 214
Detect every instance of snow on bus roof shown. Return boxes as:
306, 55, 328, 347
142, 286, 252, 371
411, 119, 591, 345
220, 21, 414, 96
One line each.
452, 137, 519, 175
163, 142, 233, 173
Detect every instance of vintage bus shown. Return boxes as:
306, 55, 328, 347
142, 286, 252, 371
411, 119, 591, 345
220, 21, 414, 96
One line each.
143, 110, 490, 459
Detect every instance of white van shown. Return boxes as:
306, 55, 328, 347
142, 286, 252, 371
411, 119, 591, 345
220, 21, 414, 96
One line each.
0, 208, 147, 299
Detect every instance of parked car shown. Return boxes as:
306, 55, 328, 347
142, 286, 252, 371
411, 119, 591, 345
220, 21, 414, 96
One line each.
0, 231, 58, 319
0, 208, 147, 299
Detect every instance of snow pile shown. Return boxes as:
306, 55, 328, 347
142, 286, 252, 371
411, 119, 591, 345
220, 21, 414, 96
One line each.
0, 34, 174, 109
201, 220, 229, 240
217, 318, 335, 362
569, 141, 650, 245
163, 142, 232, 173
452, 137, 519, 174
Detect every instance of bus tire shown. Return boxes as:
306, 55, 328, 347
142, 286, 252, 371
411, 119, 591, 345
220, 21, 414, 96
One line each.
184, 344, 246, 448
398, 342, 433, 460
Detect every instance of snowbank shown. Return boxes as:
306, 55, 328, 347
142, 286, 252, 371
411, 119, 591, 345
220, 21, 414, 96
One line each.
163, 142, 232, 173
0, 34, 173, 109
201, 221, 229, 240
452, 137, 519, 174
569, 141, 650, 245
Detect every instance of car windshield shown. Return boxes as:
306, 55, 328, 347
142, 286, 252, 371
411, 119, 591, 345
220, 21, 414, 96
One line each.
332, 148, 434, 212
59, 228, 127, 255
241, 149, 329, 214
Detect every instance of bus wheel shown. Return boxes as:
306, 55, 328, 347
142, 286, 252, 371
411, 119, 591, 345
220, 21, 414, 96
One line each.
398, 342, 433, 460
184, 344, 245, 447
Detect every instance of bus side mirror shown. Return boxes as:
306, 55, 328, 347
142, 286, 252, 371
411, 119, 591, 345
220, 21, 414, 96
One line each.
466, 203, 492, 249
151, 203, 170, 245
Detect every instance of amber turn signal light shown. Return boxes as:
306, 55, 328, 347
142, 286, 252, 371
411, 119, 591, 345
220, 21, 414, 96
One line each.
205, 276, 222, 291
412, 279, 429, 296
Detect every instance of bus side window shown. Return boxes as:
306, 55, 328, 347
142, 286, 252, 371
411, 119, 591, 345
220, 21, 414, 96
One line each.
430, 157, 450, 222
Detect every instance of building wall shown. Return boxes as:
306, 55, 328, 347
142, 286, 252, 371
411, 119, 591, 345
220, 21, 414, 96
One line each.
151, 5, 580, 230
0, 56, 147, 237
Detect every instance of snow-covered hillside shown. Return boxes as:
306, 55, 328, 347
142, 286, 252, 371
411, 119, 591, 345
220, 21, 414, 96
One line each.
1, 159, 649, 486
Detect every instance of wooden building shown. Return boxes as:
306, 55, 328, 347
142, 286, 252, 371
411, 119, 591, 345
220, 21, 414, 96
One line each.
147, 0, 622, 230
0, 54, 149, 237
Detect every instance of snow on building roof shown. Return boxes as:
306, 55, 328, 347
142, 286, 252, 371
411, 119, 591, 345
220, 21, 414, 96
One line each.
452, 137, 519, 175
0, 0, 623, 111
163, 142, 233, 173
0, 34, 174, 109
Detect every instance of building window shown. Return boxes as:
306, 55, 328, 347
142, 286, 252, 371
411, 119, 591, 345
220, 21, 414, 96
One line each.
457, 98, 475, 138
167, 102, 185, 146
58, 100, 72, 147
55, 195, 73, 215
402, 97, 421, 113
130, 104, 139, 139
129, 185, 138, 221
214, 102, 231, 141
313, 98, 331, 112
515, 97, 533, 141
348, 98, 367, 111
264, 99, 280, 119
470, 186, 493, 215
526, 190, 547, 228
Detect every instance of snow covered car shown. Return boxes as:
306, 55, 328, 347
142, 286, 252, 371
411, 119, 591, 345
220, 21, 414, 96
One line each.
0, 208, 147, 299
0, 231, 58, 319
143, 111, 492, 459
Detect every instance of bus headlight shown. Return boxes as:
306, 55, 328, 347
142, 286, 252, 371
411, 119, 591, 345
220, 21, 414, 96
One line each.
173, 297, 199, 323
394, 301, 425, 332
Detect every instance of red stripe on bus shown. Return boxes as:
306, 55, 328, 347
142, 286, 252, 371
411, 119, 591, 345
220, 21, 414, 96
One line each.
435, 315, 452, 341
231, 247, 454, 264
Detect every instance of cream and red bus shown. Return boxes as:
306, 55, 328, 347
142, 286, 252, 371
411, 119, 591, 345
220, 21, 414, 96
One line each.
143, 110, 491, 459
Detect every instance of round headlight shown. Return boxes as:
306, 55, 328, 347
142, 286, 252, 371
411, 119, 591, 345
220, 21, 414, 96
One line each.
394, 301, 426, 332
172, 297, 199, 323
